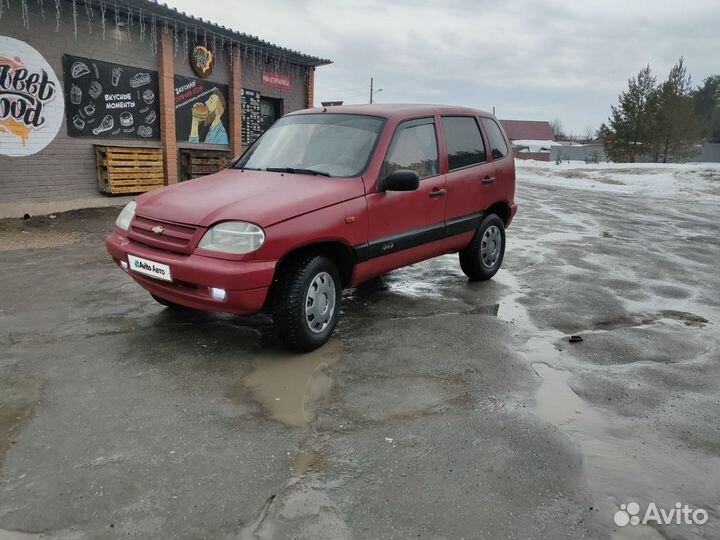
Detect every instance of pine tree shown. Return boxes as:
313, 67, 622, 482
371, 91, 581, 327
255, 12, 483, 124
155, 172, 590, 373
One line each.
655, 57, 702, 162
693, 75, 720, 142
603, 65, 658, 162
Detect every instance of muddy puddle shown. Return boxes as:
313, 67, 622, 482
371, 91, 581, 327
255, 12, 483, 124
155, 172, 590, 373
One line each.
0, 372, 42, 468
238, 339, 342, 427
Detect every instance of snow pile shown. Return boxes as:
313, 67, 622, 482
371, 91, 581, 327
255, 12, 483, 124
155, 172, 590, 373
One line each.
512, 140, 561, 152
515, 160, 720, 198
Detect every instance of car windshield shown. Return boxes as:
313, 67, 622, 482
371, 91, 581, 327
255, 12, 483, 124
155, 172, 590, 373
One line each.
235, 113, 386, 178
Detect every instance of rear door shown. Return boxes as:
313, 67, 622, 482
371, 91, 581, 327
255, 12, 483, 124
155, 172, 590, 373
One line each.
478, 117, 513, 208
362, 117, 447, 272
439, 116, 495, 248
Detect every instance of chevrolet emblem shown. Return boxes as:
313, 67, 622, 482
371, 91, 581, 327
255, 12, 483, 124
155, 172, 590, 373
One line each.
151, 225, 165, 235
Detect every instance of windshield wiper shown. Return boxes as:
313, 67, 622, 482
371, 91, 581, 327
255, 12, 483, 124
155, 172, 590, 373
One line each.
265, 167, 331, 177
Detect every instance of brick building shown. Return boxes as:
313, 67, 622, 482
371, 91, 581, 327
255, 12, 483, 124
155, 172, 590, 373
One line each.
0, 0, 330, 204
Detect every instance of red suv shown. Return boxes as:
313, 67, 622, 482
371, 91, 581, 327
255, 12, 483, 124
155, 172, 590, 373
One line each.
107, 104, 517, 351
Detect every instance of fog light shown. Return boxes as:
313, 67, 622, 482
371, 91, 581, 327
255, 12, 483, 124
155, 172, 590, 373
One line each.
210, 287, 227, 301
120, 260, 128, 271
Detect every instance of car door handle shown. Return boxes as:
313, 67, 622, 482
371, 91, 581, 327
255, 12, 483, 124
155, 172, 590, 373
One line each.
482, 176, 496, 185
429, 189, 447, 198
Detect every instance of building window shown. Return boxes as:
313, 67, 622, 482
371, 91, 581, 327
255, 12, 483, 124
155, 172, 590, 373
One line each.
442, 116, 487, 170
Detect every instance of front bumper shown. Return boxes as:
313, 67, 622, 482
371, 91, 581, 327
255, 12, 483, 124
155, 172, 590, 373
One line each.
106, 231, 276, 315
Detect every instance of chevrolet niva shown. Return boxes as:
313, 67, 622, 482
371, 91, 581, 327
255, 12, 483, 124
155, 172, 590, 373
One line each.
107, 104, 517, 351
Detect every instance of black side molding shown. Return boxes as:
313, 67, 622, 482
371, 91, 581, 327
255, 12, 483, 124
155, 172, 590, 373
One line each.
353, 211, 485, 263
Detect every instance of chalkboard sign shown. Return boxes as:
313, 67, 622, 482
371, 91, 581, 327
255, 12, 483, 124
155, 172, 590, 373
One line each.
62, 55, 160, 140
174, 75, 230, 145
242, 88, 262, 145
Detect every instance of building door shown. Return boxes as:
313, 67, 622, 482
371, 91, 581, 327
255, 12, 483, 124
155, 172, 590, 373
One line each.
260, 97, 283, 132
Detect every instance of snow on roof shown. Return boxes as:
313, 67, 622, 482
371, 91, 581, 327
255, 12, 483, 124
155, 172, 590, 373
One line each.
511, 139, 561, 152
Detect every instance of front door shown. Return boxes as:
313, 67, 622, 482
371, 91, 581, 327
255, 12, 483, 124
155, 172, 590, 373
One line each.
362, 117, 448, 277
260, 97, 283, 132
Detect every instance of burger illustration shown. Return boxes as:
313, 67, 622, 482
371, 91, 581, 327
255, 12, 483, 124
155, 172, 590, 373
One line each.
188, 89, 228, 144
191, 102, 209, 122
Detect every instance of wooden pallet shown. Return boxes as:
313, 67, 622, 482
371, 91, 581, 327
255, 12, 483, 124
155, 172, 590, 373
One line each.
96, 146, 165, 194
180, 149, 233, 181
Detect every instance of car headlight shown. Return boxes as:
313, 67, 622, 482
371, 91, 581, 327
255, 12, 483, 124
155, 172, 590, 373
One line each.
115, 201, 136, 231
198, 221, 265, 254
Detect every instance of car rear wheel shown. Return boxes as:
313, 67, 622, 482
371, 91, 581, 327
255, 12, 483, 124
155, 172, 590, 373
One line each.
272, 254, 340, 352
459, 213, 506, 281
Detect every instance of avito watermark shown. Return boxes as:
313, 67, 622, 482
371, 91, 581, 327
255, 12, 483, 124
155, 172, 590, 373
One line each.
614, 502, 708, 527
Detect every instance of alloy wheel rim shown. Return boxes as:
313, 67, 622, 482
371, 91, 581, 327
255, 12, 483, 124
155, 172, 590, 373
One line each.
305, 271, 336, 334
480, 225, 502, 268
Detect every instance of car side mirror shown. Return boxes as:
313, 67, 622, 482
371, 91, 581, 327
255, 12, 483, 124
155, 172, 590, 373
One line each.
380, 169, 420, 192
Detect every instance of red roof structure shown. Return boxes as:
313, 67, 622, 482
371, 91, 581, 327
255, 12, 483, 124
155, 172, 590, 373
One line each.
499, 120, 555, 141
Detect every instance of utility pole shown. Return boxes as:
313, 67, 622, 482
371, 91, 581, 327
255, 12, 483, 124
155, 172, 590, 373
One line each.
369, 77, 383, 104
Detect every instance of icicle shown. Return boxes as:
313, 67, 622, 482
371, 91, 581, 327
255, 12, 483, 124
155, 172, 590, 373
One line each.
150, 14, 157, 56
138, 8, 144, 42
72, 0, 78, 38
194, 24, 197, 44
211, 31, 215, 57
162, 16, 169, 50
218, 35, 223, 63
38, 0, 46, 20
99, 0, 106, 39
173, 20, 179, 57
84, 0, 92, 34
228, 41, 233, 66
54, 0, 61, 31
203, 28, 207, 47
1, 0, 5, 22
183, 23, 189, 59
21, 0, 30, 28
126, 4, 131, 42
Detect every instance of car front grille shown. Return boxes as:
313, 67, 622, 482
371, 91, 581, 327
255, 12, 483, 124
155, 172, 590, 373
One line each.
128, 215, 203, 254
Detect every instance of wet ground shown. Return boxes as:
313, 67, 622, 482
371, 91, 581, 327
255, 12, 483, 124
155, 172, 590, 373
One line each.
1, 169, 719, 539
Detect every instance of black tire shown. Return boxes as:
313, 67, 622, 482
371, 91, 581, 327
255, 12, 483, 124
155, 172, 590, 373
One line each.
272, 254, 341, 352
459, 213, 506, 281
151, 293, 188, 310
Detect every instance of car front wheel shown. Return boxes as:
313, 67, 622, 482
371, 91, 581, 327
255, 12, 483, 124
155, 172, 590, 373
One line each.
272, 254, 340, 352
459, 213, 506, 281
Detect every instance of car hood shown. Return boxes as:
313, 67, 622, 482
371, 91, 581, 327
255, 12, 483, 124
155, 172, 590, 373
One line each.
136, 169, 366, 228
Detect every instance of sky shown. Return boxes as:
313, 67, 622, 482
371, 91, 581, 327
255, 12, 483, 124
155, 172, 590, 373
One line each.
171, 0, 720, 135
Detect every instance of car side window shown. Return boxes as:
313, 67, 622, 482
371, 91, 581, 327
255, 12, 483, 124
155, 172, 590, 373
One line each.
479, 118, 509, 160
383, 119, 439, 180
442, 116, 487, 170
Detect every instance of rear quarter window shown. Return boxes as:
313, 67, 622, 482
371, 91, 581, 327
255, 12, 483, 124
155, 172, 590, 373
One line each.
480, 118, 509, 160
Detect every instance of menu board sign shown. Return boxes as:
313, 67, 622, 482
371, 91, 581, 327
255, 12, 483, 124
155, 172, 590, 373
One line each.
174, 75, 230, 145
241, 88, 262, 146
62, 55, 160, 140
